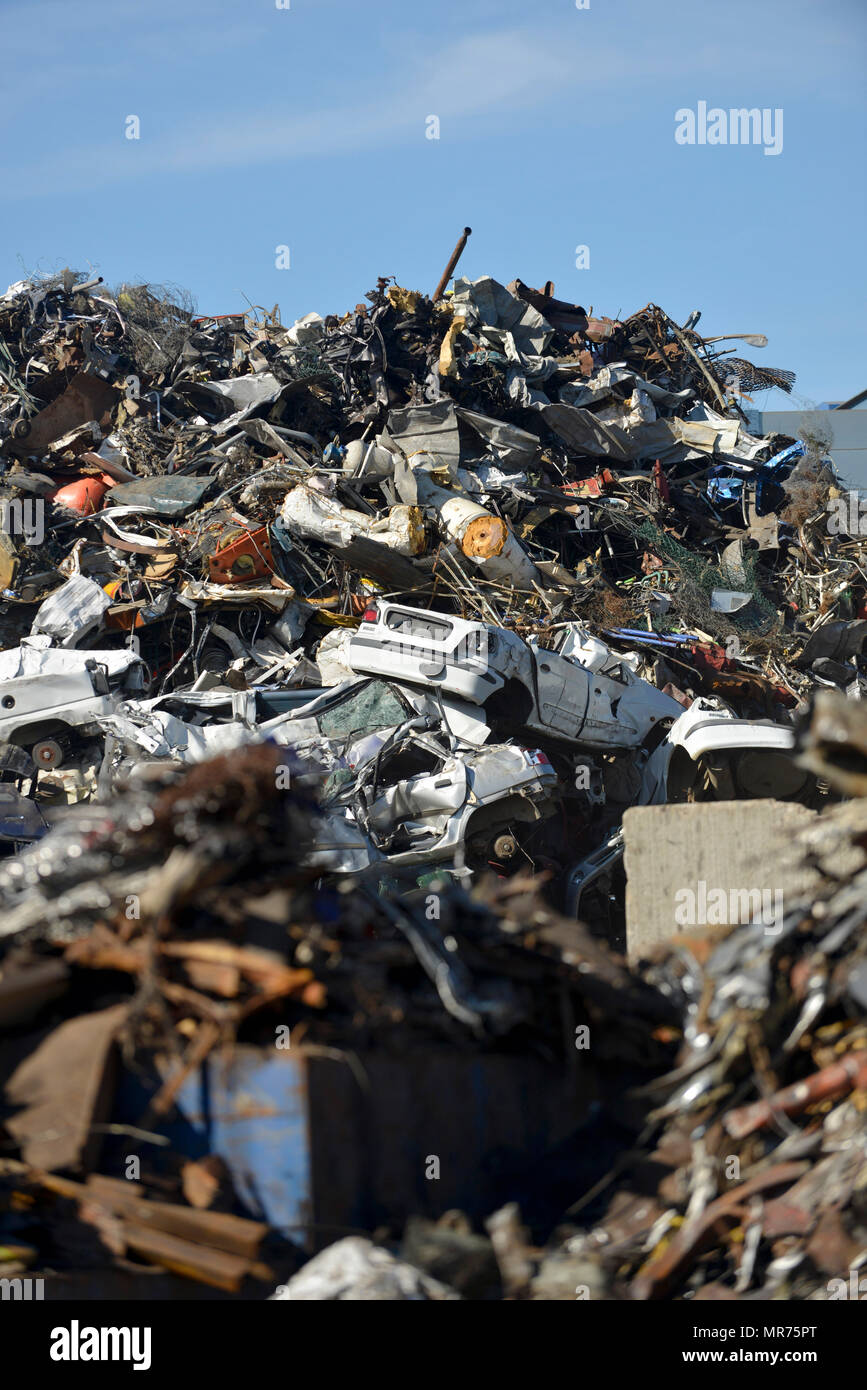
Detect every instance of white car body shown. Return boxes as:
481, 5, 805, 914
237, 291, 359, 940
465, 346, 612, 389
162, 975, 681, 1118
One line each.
361, 742, 558, 868
0, 644, 144, 760
640, 697, 805, 804
347, 602, 682, 750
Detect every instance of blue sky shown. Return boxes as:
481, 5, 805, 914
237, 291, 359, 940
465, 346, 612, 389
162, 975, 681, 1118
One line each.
2, 0, 865, 407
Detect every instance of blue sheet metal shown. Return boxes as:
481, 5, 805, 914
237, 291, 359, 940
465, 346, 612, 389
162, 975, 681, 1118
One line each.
708, 439, 806, 514
171, 1049, 312, 1239
112, 1045, 588, 1248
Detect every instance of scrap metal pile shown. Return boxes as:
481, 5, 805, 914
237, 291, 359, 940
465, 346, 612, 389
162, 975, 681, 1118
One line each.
0, 260, 862, 895
0, 249, 865, 1299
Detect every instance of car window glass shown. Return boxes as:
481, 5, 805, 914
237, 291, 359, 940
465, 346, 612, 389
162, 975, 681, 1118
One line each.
317, 681, 407, 741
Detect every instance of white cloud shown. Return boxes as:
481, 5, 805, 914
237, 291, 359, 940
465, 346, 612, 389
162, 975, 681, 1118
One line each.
1, 10, 863, 198
1, 27, 581, 195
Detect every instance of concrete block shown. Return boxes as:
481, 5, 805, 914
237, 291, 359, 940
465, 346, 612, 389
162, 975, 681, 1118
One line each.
623, 800, 817, 960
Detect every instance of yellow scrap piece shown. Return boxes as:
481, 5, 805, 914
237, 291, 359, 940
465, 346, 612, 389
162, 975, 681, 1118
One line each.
386, 286, 422, 314
439, 316, 466, 378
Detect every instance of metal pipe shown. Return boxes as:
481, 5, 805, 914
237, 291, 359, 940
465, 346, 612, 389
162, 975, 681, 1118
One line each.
432, 227, 472, 303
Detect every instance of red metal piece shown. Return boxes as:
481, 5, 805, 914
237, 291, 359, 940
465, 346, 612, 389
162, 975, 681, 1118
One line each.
208, 527, 274, 584
652, 460, 670, 503
724, 1051, 867, 1139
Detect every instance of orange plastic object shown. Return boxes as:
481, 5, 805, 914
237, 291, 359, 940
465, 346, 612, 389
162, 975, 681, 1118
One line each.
207, 526, 274, 584
51, 476, 111, 515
